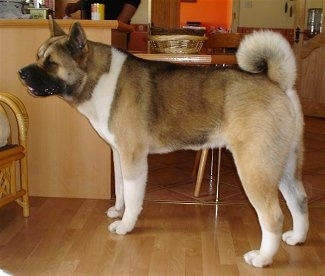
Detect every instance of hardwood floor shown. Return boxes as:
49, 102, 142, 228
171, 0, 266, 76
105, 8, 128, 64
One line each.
0, 117, 325, 275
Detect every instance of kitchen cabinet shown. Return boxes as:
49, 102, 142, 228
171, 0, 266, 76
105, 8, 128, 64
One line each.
151, 0, 180, 28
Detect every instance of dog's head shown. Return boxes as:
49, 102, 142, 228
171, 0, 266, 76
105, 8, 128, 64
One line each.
19, 17, 89, 102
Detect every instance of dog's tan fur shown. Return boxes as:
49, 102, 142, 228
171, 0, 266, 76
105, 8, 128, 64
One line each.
19, 18, 309, 268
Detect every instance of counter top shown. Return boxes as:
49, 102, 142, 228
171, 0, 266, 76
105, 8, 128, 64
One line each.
0, 19, 134, 33
134, 53, 237, 65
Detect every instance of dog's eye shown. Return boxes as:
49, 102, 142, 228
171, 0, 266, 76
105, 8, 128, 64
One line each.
44, 56, 58, 70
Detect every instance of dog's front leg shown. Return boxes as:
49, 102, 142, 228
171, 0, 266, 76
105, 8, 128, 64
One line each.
107, 148, 125, 218
108, 150, 148, 235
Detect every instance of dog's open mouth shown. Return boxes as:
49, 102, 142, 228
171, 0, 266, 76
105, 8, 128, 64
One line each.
28, 86, 58, 96
26, 86, 42, 97
26, 86, 35, 93
26, 85, 62, 97
19, 67, 65, 97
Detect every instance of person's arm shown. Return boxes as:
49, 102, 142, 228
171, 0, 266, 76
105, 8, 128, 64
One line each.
116, 3, 138, 23
65, 1, 83, 17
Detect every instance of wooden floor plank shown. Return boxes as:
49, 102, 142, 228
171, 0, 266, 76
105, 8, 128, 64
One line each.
0, 198, 325, 275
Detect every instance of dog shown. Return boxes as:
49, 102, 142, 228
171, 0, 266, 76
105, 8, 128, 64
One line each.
19, 18, 309, 268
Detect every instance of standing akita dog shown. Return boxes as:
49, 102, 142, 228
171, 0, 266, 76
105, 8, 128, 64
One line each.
19, 18, 309, 267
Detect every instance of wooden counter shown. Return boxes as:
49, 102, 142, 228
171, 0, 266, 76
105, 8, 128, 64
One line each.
134, 53, 237, 65
0, 20, 132, 199
0, 19, 134, 30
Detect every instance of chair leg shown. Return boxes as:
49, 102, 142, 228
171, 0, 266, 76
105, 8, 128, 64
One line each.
194, 149, 209, 197
216, 147, 222, 203
194, 148, 222, 200
21, 156, 29, 217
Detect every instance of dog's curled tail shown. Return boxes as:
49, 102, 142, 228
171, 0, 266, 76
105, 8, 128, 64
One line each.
236, 30, 296, 91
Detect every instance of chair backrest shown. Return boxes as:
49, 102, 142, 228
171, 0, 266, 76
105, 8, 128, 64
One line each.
0, 93, 28, 149
0, 104, 10, 147
204, 33, 245, 55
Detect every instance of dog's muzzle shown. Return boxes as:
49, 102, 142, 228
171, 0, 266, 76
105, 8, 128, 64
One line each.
19, 65, 64, 97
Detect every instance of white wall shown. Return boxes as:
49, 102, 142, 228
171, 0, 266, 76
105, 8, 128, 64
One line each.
238, 0, 294, 28
131, 0, 149, 23
306, 0, 323, 8
237, 0, 323, 29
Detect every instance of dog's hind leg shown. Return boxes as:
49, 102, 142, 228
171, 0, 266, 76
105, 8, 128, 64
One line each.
107, 148, 125, 218
279, 142, 309, 245
232, 148, 284, 268
108, 147, 148, 235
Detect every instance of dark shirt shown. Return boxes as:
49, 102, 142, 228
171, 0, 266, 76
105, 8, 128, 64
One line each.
82, 0, 141, 20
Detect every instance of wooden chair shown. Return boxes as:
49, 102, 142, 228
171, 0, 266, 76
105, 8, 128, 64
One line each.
0, 92, 29, 217
194, 33, 245, 199
204, 32, 245, 55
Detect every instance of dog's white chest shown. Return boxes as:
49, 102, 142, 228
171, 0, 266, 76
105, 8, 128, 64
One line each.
77, 49, 127, 147
78, 88, 114, 144
78, 84, 115, 145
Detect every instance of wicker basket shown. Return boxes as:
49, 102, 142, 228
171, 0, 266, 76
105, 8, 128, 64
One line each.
149, 35, 207, 54
150, 27, 206, 36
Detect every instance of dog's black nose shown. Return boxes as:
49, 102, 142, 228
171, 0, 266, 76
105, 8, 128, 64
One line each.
18, 68, 29, 80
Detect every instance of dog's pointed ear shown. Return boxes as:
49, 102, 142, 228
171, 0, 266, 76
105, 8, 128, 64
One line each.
49, 15, 66, 37
68, 22, 88, 53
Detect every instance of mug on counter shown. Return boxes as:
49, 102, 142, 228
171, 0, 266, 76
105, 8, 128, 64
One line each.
91, 3, 105, 20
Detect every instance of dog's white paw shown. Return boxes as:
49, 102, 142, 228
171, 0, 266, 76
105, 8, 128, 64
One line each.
108, 220, 134, 235
243, 250, 273, 268
282, 230, 306, 245
106, 206, 124, 218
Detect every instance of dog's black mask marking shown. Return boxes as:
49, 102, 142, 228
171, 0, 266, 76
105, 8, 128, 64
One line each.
19, 64, 66, 97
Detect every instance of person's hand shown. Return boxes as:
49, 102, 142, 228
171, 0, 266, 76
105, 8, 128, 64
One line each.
65, 3, 80, 16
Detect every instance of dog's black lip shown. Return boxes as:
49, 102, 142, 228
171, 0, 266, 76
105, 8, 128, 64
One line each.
26, 86, 54, 97
27, 87, 42, 97
21, 77, 65, 97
